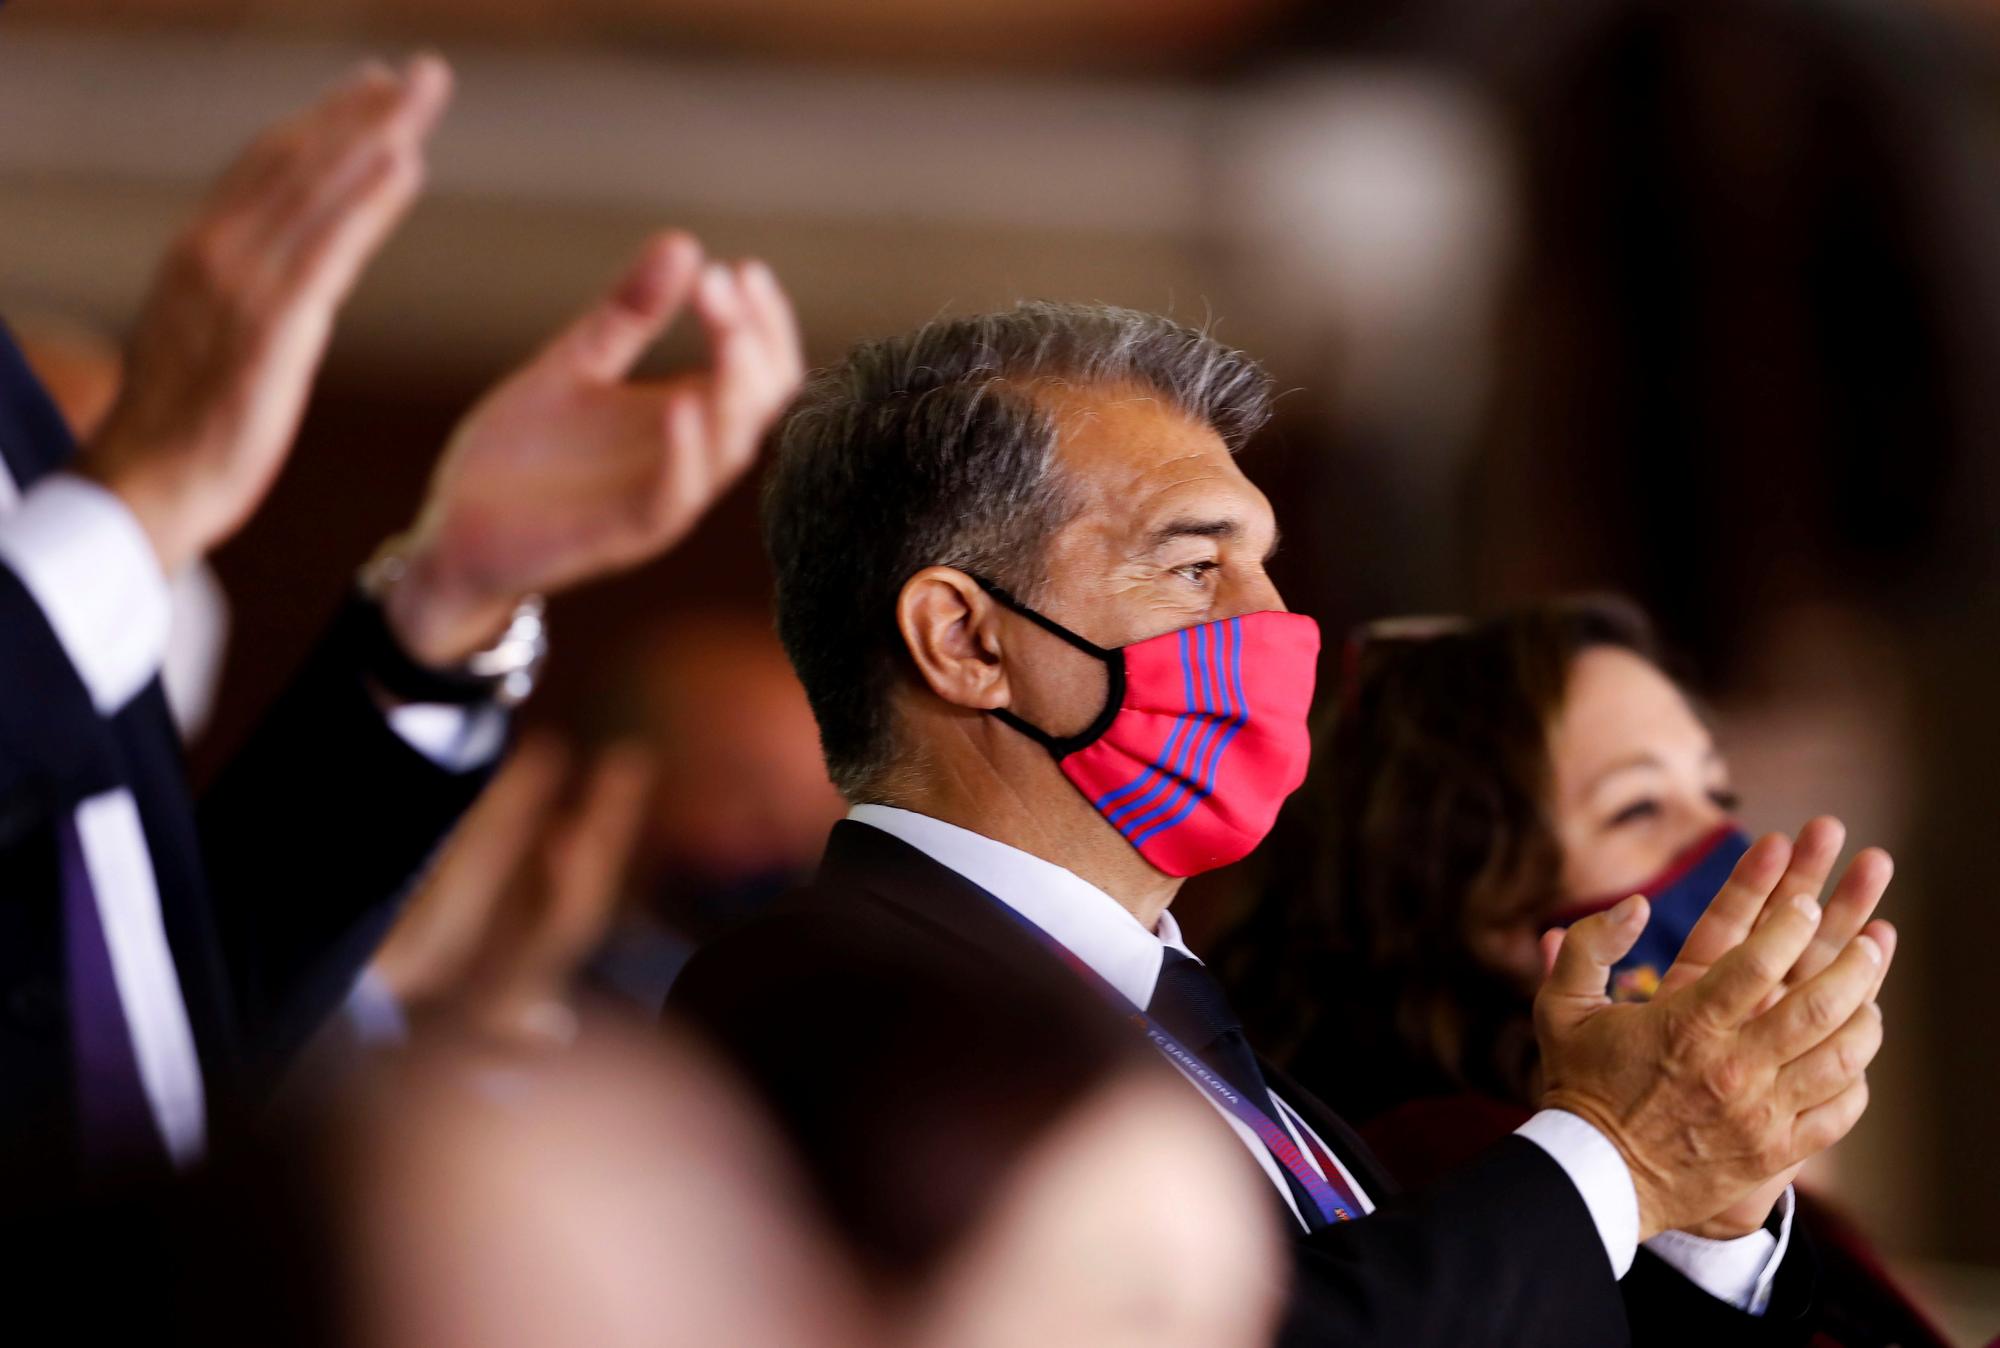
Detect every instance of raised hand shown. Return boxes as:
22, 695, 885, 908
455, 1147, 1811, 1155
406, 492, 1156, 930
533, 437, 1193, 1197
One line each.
1639, 818, 1896, 1235
371, 732, 654, 1047
383, 234, 805, 666
1534, 837, 1895, 1240
85, 57, 452, 574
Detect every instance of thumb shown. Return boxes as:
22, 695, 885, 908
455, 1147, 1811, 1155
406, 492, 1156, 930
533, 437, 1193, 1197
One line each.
1542, 896, 1649, 1008
544, 231, 704, 382
1539, 927, 1566, 981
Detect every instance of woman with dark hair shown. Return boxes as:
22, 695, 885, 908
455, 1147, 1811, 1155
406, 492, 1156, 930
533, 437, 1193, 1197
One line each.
1228, 595, 1947, 1347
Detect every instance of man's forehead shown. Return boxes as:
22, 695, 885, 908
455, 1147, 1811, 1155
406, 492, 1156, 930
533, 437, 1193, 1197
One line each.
1038, 383, 1265, 529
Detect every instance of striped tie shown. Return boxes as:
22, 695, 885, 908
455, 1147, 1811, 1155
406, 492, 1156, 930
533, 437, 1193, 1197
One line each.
1150, 949, 1328, 1231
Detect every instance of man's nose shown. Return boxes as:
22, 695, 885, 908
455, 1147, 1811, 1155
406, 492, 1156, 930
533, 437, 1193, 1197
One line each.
1220, 568, 1287, 618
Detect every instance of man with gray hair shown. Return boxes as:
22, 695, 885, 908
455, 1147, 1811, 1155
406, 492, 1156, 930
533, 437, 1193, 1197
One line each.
669, 302, 1892, 1343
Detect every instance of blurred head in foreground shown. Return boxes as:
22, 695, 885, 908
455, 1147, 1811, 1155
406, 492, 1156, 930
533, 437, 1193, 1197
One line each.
675, 942, 1283, 1344
48, 1000, 1277, 1345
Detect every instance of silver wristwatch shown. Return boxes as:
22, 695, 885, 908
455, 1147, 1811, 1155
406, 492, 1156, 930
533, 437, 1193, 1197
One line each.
357, 537, 548, 708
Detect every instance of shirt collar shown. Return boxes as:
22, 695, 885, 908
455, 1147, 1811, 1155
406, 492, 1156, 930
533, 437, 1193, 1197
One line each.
846, 803, 1194, 1009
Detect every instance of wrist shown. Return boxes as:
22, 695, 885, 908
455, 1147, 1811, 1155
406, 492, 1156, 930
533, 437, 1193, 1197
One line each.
1541, 1087, 1672, 1242
81, 455, 200, 577
1681, 1191, 1781, 1241
378, 538, 522, 668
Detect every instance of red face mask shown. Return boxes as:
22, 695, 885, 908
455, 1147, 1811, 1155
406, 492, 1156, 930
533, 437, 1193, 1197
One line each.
975, 577, 1321, 877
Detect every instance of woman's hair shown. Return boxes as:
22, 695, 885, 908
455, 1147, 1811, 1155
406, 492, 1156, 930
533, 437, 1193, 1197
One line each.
1226, 595, 1662, 1115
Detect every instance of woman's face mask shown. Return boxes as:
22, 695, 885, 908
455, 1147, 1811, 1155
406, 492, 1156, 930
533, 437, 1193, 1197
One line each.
1545, 825, 1753, 1001
973, 576, 1320, 878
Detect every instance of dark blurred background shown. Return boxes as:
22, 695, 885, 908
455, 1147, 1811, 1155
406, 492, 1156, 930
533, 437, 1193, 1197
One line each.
3, 0, 1996, 1333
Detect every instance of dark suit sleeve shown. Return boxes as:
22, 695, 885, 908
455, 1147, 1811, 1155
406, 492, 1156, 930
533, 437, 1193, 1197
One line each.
1277, 1137, 1631, 1347
1622, 1232, 1818, 1347
197, 600, 497, 1079
1349, 1089, 1825, 1344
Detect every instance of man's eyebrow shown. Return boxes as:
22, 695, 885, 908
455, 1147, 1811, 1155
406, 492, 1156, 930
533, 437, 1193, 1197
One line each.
1142, 516, 1282, 561
1144, 517, 1241, 548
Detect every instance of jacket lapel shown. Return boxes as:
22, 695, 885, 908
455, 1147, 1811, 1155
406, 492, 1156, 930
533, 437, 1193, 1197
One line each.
821, 821, 1400, 1209
813, 820, 1067, 976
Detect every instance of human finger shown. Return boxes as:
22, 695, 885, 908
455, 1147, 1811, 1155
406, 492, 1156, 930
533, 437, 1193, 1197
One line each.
1789, 1072, 1870, 1163
390, 51, 454, 142
1790, 847, 1891, 986
1774, 999, 1883, 1114
1748, 929, 1887, 1062
202, 61, 399, 219
277, 140, 427, 320
1541, 895, 1648, 1006
1859, 920, 1896, 1002
544, 231, 705, 383
1539, 927, 1565, 981
696, 262, 785, 462
1749, 816, 1844, 931
539, 743, 655, 960
264, 56, 452, 277
371, 735, 570, 1002
1678, 891, 1822, 1030
1656, 833, 1793, 995
736, 258, 807, 392
234, 66, 418, 262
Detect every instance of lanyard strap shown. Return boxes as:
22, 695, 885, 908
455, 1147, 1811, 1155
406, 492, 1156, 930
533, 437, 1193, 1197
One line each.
983, 894, 1360, 1224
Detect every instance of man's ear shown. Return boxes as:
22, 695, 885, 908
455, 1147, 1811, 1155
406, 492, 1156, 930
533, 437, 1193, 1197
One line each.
897, 567, 1010, 712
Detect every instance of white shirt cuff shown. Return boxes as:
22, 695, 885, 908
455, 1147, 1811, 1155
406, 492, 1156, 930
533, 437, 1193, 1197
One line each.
384, 701, 509, 773
0, 473, 170, 714
1515, 1108, 1640, 1279
1643, 1185, 1794, 1315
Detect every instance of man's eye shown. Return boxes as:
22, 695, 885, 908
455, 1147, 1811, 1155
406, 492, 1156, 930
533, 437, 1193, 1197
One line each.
1172, 560, 1220, 585
1709, 788, 1742, 813
1606, 799, 1661, 829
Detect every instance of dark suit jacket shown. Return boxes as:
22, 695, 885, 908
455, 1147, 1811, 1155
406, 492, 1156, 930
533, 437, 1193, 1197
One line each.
669, 820, 1641, 1346
0, 319, 490, 1180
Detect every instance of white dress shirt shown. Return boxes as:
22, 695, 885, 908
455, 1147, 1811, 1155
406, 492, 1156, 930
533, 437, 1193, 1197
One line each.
0, 466, 503, 1165
849, 803, 1791, 1313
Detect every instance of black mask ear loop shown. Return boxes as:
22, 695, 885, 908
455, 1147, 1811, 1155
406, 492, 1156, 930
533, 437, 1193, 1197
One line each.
966, 573, 1127, 759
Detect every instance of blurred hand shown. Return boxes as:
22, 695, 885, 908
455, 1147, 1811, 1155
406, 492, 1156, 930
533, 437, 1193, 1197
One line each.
84, 56, 452, 574
482, 739, 655, 1042
370, 732, 654, 1048
369, 735, 570, 1010
1534, 826, 1895, 1241
384, 236, 805, 665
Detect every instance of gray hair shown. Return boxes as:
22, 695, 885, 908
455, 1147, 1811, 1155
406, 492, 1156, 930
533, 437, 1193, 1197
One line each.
763, 301, 1274, 797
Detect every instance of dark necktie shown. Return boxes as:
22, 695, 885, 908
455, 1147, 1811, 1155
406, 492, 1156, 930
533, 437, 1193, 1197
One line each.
1149, 948, 1328, 1230
57, 816, 163, 1170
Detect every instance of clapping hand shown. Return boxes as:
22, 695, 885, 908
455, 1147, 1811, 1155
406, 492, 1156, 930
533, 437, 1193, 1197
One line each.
370, 732, 655, 1047
87, 57, 452, 574
1534, 820, 1896, 1241
383, 235, 805, 666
